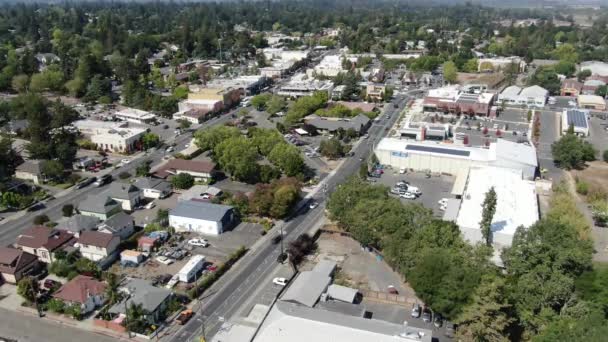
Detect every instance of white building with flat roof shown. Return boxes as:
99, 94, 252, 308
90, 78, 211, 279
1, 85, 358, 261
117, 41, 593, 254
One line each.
72, 120, 128, 136
277, 73, 334, 98
497, 85, 548, 108
454, 167, 539, 265
90, 127, 146, 153
114, 108, 157, 124
562, 109, 590, 136
375, 138, 537, 180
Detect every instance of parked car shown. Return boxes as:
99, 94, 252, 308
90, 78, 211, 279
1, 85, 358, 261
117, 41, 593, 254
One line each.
121, 158, 130, 164
399, 167, 406, 174
75, 177, 96, 189
411, 304, 421, 318
166, 146, 174, 153
144, 201, 156, 210
387, 285, 398, 294
155, 256, 174, 265
176, 310, 194, 325
309, 201, 319, 209
43, 279, 60, 290
188, 238, 210, 247
206, 264, 218, 272
166, 275, 179, 288
400, 192, 416, 200
433, 313, 443, 327
94, 174, 112, 187
422, 308, 432, 323
438, 198, 449, 206
271, 234, 282, 245
273, 277, 288, 286
406, 186, 421, 196
445, 322, 456, 338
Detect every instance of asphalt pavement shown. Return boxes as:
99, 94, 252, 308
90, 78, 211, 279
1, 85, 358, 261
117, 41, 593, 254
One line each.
167, 92, 410, 342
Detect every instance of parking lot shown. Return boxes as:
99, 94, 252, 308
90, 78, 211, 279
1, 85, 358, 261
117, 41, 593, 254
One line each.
372, 169, 455, 217
454, 108, 530, 147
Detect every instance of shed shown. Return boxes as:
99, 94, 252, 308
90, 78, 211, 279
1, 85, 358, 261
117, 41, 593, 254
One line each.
121, 250, 144, 264
326, 284, 359, 304
138, 236, 159, 252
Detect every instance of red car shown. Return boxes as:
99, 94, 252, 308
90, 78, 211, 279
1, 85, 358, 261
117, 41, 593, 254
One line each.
207, 265, 218, 272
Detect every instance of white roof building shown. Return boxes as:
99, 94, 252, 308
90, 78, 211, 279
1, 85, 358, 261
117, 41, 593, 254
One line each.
375, 138, 537, 180
277, 73, 334, 98
254, 301, 432, 342
455, 167, 539, 265
114, 108, 157, 124
89, 127, 146, 153
497, 85, 548, 108
307, 55, 353, 78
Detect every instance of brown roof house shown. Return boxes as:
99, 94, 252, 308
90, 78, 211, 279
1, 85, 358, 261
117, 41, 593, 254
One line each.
153, 159, 216, 181
14, 160, 47, 185
0, 247, 40, 284
76, 231, 120, 264
15, 226, 76, 264
53, 275, 106, 315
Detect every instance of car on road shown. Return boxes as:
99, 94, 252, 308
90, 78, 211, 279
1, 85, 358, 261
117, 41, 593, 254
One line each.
411, 304, 421, 318
387, 285, 398, 294
422, 308, 432, 323
155, 256, 174, 265
309, 201, 319, 209
433, 313, 443, 327
271, 234, 282, 245
188, 238, 209, 247
75, 177, 96, 189
438, 198, 449, 206
400, 192, 416, 200
399, 167, 406, 174
144, 201, 156, 209
166, 146, 174, 153
177, 310, 194, 325
26, 202, 45, 212
94, 174, 112, 187
121, 158, 130, 164
273, 277, 288, 286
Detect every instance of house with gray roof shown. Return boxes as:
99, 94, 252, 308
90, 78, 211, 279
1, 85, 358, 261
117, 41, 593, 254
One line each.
56, 215, 101, 237
98, 212, 135, 241
78, 196, 122, 220
169, 200, 235, 235
106, 182, 141, 211
15, 160, 46, 185
109, 278, 172, 324
133, 177, 172, 199
305, 114, 371, 134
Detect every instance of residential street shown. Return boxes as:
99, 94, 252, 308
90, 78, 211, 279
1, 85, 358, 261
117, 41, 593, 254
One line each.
167, 93, 409, 342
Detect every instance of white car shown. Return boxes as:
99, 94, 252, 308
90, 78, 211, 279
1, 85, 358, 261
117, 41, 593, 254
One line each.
144, 201, 156, 210
399, 167, 406, 174
185, 144, 190, 148
400, 192, 417, 200
155, 256, 174, 265
166, 146, 174, 153
121, 159, 130, 164
407, 186, 421, 195
309, 201, 319, 209
438, 198, 449, 206
165, 275, 179, 289
273, 277, 288, 286
188, 239, 209, 247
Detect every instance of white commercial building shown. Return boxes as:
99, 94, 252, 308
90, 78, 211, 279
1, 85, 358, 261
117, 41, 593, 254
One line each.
176, 254, 205, 283
89, 127, 146, 153
277, 73, 334, 98
114, 108, 157, 124
169, 200, 235, 235
497, 85, 548, 108
453, 167, 539, 265
72, 120, 127, 136
306, 55, 353, 78
562, 109, 590, 136
375, 138, 537, 180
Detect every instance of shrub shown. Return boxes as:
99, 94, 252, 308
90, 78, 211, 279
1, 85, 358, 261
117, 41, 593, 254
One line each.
118, 171, 131, 180
62, 204, 74, 217
603, 150, 608, 163
576, 179, 590, 195
33, 215, 50, 225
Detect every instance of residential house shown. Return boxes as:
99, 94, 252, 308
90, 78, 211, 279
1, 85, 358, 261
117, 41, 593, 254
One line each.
169, 200, 235, 235
365, 84, 386, 101
53, 275, 106, 315
55, 215, 100, 238
560, 79, 583, 97
97, 212, 135, 241
133, 178, 172, 199
106, 182, 141, 212
0, 247, 39, 284
153, 159, 216, 182
76, 231, 120, 263
78, 196, 122, 220
108, 278, 172, 324
15, 160, 46, 185
15, 226, 76, 264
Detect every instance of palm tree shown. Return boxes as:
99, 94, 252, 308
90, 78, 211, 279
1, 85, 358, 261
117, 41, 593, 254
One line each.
126, 303, 146, 334
103, 272, 120, 305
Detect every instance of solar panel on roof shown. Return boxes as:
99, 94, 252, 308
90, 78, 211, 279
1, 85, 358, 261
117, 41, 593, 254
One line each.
405, 144, 471, 157
567, 110, 588, 128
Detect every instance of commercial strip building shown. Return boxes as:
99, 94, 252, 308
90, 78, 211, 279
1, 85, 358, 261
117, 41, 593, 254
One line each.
277, 73, 334, 98
374, 138, 537, 180
73, 119, 145, 153
562, 109, 590, 136
422, 85, 496, 116
577, 94, 607, 111
497, 85, 548, 108
114, 108, 157, 124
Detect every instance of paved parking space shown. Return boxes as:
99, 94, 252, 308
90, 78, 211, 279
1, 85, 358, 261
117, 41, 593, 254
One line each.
373, 170, 455, 216
187, 222, 263, 262
455, 108, 530, 147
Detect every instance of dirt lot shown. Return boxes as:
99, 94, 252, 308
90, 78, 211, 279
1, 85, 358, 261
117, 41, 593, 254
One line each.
571, 161, 608, 194
308, 232, 420, 302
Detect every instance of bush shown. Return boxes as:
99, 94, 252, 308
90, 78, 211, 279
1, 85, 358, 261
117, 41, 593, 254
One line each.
33, 215, 50, 225
62, 204, 74, 217
171, 173, 194, 189
576, 179, 590, 195
603, 150, 608, 163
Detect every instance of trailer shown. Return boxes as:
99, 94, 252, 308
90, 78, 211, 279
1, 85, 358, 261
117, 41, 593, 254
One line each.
176, 254, 205, 283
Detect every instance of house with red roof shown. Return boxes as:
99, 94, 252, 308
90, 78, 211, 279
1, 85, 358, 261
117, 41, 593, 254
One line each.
15, 226, 76, 264
153, 159, 216, 181
0, 247, 40, 284
53, 275, 106, 314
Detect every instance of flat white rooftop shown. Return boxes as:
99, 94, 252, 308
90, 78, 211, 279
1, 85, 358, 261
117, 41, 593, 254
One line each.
456, 167, 538, 239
